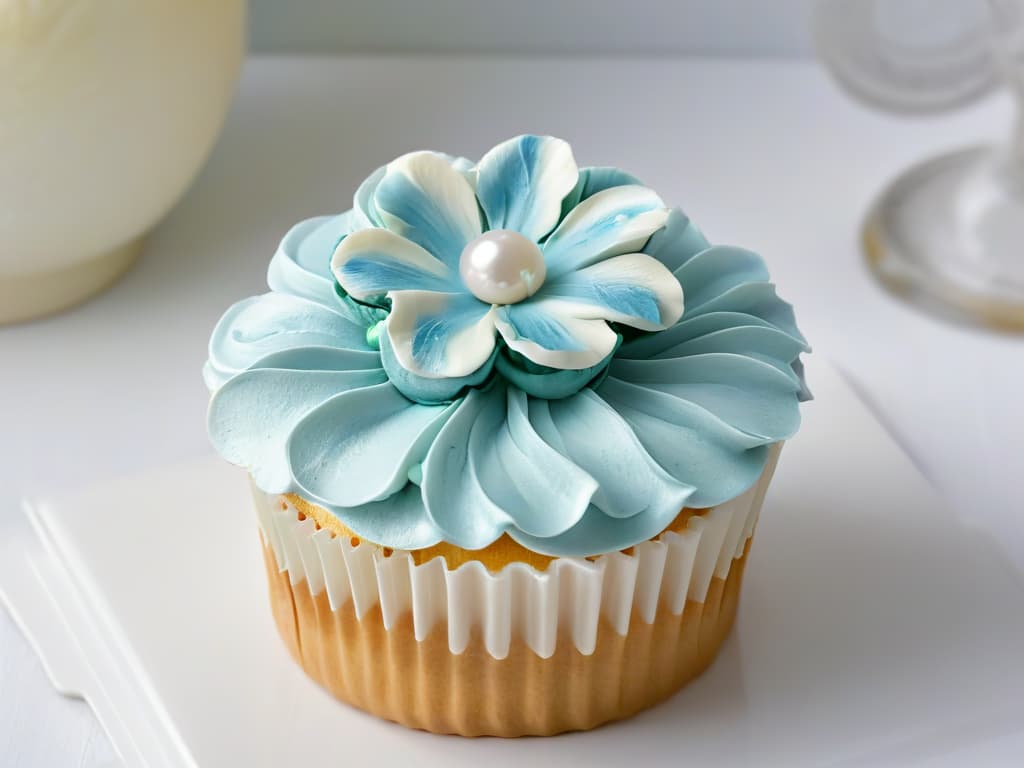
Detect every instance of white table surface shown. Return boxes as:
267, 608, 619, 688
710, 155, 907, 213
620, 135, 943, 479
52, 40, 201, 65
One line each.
2, 54, 1022, 767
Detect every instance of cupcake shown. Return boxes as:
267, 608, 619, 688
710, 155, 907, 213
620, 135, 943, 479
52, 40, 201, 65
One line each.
204, 135, 809, 737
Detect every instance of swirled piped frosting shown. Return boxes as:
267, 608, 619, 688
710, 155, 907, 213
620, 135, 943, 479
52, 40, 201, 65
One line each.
205, 135, 810, 557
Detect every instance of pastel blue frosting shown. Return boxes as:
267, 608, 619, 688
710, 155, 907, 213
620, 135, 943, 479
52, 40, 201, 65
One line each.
205, 136, 810, 557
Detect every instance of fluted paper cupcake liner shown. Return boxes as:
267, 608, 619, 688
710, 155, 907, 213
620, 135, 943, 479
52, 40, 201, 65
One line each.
254, 445, 780, 660
253, 446, 780, 735
261, 536, 752, 735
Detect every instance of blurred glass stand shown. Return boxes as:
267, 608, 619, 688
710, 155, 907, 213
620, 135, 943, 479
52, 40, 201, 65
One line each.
815, 0, 1024, 331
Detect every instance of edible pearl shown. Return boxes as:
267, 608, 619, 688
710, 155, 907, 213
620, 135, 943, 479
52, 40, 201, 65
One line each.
459, 229, 546, 305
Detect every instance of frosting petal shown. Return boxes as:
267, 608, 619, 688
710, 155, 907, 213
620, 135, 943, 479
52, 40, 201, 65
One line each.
373, 151, 482, 268
501, 389, 599, 534
331, 228, 459, 303
386, 290, 497, 379
543, 185, 670, 278
507, 392, 696, 557
495, 299, 619, 370
353, 166, 386, 229
542, 391, 694, 518
535, 252, 684, 331
684, 281, 806, 346
619, 310, 802, 359
204, 293, 375, 389
579, 166, 644, 200
287, 382, 456, 507
598, 376, 768, 507
561, 165, 643, 218
268, 215, 351, 307
652, 325, 807, 383
673, 245, 769, 309
421, 388, 514, 549
209, 367, 386, 494
609, 353, 802, 441
476, 135, 579, 242
422, 385, 598, 547
643, 208, 710, 273
244, 346, 383, 373
509, 497, 686, 558
318, 484, 442, 551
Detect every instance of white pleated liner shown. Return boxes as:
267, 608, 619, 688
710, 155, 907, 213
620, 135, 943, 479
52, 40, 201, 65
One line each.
256, 445, 781, 660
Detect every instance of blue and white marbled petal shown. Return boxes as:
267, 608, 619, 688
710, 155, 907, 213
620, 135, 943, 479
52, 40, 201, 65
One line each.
386, 290, 498, 378
475, 135, 579, 242
494, 298, 619, 370
373, 151, 482, 267
535, 252, 684, 332
331, 228, 461, 302
379, 330, 496, 405
542, 185, 670, 278
353, 153, 476, 231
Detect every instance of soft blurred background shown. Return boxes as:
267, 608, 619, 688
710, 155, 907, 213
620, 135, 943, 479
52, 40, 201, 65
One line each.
2, 1, 1022, 765
247, 0, 817, 55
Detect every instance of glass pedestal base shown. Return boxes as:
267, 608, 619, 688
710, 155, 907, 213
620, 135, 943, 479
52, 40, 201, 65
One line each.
863, 145, 1024, 331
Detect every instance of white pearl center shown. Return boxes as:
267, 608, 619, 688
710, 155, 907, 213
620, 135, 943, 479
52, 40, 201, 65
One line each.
459, 229, 546, 305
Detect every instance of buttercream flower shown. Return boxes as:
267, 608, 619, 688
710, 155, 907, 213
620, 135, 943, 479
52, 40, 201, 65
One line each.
204, 135, 810, 556
331, 135, 683, 385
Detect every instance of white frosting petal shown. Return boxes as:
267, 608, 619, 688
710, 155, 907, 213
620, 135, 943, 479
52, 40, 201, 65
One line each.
386, 290, 497, 379
543, 185, 670, 279
475, 135, 579, 242
494, 298, 619, 370
374, 150, 483, 267
331, 228, 458, 301
536, 252, 684, 331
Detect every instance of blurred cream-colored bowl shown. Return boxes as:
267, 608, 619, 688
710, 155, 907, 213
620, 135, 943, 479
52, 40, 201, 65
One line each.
0, 0, 245, 324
